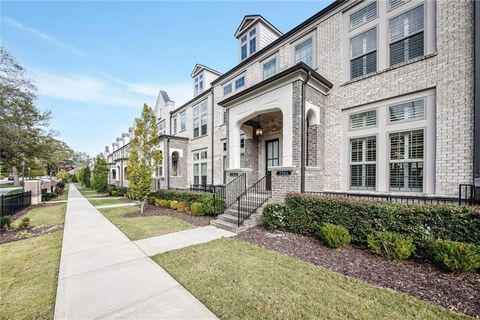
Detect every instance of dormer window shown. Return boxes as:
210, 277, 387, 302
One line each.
194, 73, 204, 95
240, 27, 257, 61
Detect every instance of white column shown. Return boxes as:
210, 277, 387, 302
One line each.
229, 122, 241, 169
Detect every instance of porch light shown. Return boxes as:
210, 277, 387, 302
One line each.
255, 127, 263, 136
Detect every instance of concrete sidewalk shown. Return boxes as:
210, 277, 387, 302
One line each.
95, 202, 138, 209
54, 184, 217, 320
135, 226, 235, 256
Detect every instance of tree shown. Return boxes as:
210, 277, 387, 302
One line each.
0, 48, 51, 186
56, 169, 69, 182
91, 156, 108, 192
127, 104, 162, 211
77, 167, 91, 188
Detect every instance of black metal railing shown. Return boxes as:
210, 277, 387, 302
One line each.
1, 191, 32, 217
224, 173, 246, 208
458, 184, 477, 205
303, 189, 474, 206
188, 184, 226, 215
235, 175, 272, 227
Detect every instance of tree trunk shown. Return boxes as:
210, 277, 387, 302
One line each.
140, 199, 146, 214
11, 166, 20, 187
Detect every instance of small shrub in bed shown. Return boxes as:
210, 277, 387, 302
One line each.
191, 202, 204, 216
0, 216, 12, 230
150, 189, 204, 204
170, 200, 180, 210
177, 202, 189, 213
148, 196, 156, 205
262, 203, 287, 230
317, 223, 351, 248
155, 199, 171, 208
17, 217, 30, 230
367, 231, 415, 260
42, 192, 57, 202
429, 239, 480, 272
201, 193, 225, 216
110, 190, 118, 197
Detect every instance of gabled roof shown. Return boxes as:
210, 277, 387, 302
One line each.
190, 64, 223, 78
234, 14, 283, 38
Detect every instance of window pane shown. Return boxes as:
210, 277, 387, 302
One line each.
263, 58, 277, 80
249, 28, 256, 36
241, 45, 247, 59
351, 2, 377, 30
408, 162, 423, 190
390, 32, 424, 65
200, 101, 208, 113
294, 38, 313, 67
409, 130, 424, 159
389, 132, 405, 160
201, 163, 207, 175
389, 5, 424, 43
351, 28, 376, 59
235, 76, 245, 89
249, 38, 256, 54
224, 84, 232, 95
350, 110, 376, 129
351, 52, 376, 79
389, 0, 407, 11
350, 165, 363, 188
366, 138, 376, 161
350, 139, 363, 162
194, 164, 199, 175
389, 99, 424, 122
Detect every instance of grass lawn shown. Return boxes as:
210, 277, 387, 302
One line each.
13, 204, 66, 228
88, 198, 126, 206
153, 238, 471, 320
0, 182, 14, 188
99, 205, 194, 241
0, 204, 66, 319
6, 188, 23, 195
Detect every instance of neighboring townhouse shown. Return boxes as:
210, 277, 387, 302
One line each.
103, 0, 479, 227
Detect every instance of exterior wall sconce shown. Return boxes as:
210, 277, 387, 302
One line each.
255, 127, 263, 136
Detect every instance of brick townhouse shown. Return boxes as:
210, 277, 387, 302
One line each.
102, 0, 479, 230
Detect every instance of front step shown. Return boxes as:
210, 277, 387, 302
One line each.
211, 205, 266, 233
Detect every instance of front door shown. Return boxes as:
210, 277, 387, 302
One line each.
265, 139, 279, 191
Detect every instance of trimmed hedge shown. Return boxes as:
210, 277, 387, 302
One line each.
150, 190, 205, 204
150, 189, 226, 216
264, 194, 480, 254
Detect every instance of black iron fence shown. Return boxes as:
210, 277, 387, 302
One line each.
1, 191, 32, 217
303, 184, 477, 206
188, 184, 227, 215
235, 175, 272, 226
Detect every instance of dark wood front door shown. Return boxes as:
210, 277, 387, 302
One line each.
265, 139, 279, 191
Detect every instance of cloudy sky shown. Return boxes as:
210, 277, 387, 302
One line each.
2, 1, 329, 155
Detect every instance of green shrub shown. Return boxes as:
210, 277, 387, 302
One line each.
150, 189, 204, 204
170, 200, 180, 210
17, 217, 30, 230
277, 194, 480, 254
148, 196, 156, 205
191, 202, 204, 216
201, 193, 225, 216
110, 190, 118, 197
155, 199, 171, 208
367, 231, 415, 260
41, 192, 57, 202
116, 187, 128, 196
317, 223, 351, 248
429, 239, 480, 272
177, 202, 189, 213
262, 203, 287, 230
0, 216, 12, 230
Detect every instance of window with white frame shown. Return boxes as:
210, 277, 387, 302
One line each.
388, 0, 409, 11
235, 76, 245, 89
350, 27, 377, 79
240, 27, 257, 61
223, 83, 232, 95
263, 58, 277, 80
193, 100, 208, 138
350, 110, 376, 130
180, 112, 186, 131
350, 2, 377, 30
158, 120, 166, 135
389, 130, 424, 191
350, 136, 376, 189
193, 150, 207, 185
294, 37, 313, 67
194, 73, 204, 95
173, 117, 177, 134
389, 5, 424, 66
389, 99, 424, 123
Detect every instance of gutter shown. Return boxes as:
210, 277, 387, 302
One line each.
210, 87, 215, 184
300, 71, 312, 193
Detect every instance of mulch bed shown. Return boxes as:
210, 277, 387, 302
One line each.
235, 226, 480, 317
124, 204, 214, 227
0, 225, 63, 245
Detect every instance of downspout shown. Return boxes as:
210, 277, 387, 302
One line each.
300, 70, 311, 193
211, 87, 215, 185
474, 0, 480, 203
166, 137, 171, 189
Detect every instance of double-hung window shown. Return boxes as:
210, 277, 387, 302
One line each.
350, 136, 376, 189
350, 28, 377, 79
389, 5, 424, 66
249, 28, 256, 54
194, 73, 204, 95
294, 38, 313, 67
350, 2, 377, 30
223, 84, 232, 95
241, 35, 247, 60
389, 130, 424, 191
193, 100, 208, 138
263, 58, 277, 80
180, 112, 186, 131
235, 76, 245, 90
158, 120, 166, 135
193, 150, 208, 186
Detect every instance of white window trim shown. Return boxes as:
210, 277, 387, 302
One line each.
194, 72, 204, 96
341, 89, 435, 195
192, 149, 208, 186
193, 99, 208, 138
222, 73, 246, 97
239, 25, 258, 61
262, 56, 278, 80
179, 112, 187, 132
387, 97, 426, 125
348, 134, 378, 190
291, 32, 316, 68
349, 108, 378, 131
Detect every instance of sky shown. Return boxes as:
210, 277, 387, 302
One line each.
1, 0, 330, 156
